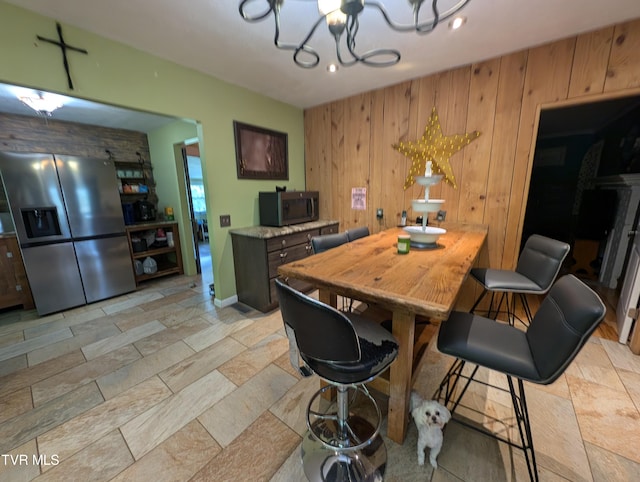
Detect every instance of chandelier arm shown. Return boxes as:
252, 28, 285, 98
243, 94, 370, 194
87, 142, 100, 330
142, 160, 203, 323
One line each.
272, 3, 323, 68
360, 50, 401, 67
355, 48, 401, 67
414, 0, 439, 34
340, 17, 363, 65
342, 17, 400, 67
346, 15, 359, 54
335, 37, 359, 68
364, 0, 471, 34
238, 0, 276, 22
238, 0, 320, 67
293, 45, 321, 68
333, 24, 358, 67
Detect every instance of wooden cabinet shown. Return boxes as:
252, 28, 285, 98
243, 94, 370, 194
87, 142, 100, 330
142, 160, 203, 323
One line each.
125, 222, 183, 285
230, 221, 339, 312
0, 235, 34, 310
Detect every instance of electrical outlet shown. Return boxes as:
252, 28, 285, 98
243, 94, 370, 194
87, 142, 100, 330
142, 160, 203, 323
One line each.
436, 210, 446, 222
220, 214, 231, 227
376, 208, 384, 219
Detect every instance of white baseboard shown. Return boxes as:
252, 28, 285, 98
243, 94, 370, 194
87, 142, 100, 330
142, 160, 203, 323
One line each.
214, 294, 238, 308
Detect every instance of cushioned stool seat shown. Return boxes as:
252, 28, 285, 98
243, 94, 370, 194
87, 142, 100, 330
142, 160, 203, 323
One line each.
438, 311, 539, 382
470, 269, 542, 292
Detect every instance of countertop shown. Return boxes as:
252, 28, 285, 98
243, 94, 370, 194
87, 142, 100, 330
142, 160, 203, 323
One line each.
230, 220, 339, 239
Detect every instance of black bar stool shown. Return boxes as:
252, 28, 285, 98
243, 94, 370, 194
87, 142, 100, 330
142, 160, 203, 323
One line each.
435, 274, 605, 481
311, 232, 349, 254
470, 234, 570, 326
275, 278, 398, 482
346, 226, 370, 242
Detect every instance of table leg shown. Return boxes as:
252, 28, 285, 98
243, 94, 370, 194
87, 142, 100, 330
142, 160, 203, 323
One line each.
318, 289, 337, 308
387, 309, 415, 444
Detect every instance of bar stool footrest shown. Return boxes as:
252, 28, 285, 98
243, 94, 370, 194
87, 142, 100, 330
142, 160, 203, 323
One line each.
301, 419, 387, 482
307, 384, 382, 452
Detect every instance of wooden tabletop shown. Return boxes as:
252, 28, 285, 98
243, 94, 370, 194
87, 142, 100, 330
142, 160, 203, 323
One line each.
278, 222, 488, 320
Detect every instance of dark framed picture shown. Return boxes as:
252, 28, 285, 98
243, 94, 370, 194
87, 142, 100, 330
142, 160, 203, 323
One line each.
233, 121, 288, 180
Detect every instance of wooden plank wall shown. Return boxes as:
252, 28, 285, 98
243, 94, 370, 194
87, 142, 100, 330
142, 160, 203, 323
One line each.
304, 18, 640, 308
0, 112, 150, 162
0, 111, 156, 207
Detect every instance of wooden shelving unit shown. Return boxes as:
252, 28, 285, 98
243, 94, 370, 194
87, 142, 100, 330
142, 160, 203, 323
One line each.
125, 222, 183, 285
113, 153, 157, 208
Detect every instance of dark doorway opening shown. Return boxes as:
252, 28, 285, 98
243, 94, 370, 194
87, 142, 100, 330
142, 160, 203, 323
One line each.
523, 94, 640, 290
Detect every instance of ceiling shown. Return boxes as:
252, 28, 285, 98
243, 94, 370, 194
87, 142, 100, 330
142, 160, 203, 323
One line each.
0, 82, 177, 132
2, 0, 640, 131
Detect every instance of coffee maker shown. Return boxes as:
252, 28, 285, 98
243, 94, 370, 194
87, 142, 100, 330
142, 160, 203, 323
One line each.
134, 199, 156, 222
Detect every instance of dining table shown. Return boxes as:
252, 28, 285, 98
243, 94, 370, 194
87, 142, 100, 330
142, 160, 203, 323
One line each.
277, 221, 488, 444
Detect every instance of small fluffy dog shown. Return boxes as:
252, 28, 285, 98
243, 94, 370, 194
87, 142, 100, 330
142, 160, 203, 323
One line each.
410, 391, 451, 469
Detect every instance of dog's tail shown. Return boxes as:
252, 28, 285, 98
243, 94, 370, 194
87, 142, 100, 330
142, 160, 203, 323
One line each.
410, 390, 423, 412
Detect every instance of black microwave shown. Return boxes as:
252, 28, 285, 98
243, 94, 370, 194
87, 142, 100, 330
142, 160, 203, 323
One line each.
259, 191, 319, 226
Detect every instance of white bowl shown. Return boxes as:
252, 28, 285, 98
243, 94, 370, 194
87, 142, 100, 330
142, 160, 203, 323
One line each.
411, 199, 445, 212
403, 226, 446, 245
415, 175, 443, 186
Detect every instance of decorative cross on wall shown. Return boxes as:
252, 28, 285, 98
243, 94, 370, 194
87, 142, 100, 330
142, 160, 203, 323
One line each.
37, 22, 88, 90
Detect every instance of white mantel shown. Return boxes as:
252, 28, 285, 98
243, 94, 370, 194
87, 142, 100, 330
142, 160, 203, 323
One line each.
597, 174, 640, 289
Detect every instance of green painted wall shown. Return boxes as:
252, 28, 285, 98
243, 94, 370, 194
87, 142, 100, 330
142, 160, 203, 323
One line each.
147, 120, 199, 275
0, 2, 305, 303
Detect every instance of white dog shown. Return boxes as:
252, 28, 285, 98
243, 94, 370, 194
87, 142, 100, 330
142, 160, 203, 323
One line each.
410, 391, 451, 469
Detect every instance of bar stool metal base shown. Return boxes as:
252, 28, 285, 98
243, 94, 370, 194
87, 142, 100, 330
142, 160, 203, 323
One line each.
435, 359, 539, 482
301, 384, 387, 481
301, 417, 386, 482
470, 289, 533, 327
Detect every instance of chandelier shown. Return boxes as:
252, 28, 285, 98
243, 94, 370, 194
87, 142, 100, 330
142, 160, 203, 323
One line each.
239, 0, 471, 68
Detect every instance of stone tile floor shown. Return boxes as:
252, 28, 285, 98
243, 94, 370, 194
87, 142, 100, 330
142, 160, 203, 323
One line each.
0, 274, 637, 481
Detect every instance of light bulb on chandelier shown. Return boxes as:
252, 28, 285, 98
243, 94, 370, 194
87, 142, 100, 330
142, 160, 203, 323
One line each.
239, 0, 471, 68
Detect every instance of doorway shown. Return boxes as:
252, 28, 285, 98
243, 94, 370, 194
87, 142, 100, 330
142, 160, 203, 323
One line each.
181, 142, 213, 290
522, 94, 640, 340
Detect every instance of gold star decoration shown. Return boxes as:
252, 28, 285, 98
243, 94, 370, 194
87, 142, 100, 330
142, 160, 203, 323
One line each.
393, 107, 481, 189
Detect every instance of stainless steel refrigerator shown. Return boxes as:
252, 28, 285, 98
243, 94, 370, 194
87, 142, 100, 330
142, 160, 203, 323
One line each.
0, 151, 135, 315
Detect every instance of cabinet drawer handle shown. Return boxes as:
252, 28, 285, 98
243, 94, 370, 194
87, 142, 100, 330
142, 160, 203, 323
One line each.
281, 239, 286, 246
280, 252, 288, 259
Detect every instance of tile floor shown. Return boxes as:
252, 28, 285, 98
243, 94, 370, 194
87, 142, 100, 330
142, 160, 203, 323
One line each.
0, 274, 638, 481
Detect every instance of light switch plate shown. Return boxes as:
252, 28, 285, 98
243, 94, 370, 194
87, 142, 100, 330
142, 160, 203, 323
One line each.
220, 214, 231, 227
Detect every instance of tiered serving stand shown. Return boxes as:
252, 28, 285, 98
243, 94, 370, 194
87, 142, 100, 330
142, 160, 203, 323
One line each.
403, 162, 446, 248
